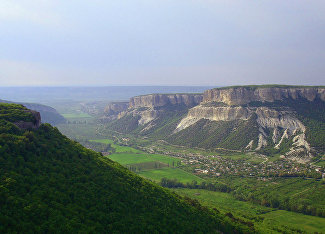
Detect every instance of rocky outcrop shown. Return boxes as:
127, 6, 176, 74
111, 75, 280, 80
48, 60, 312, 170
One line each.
175, 106, 305, 133
203, 86, 325, 105
105, 102, 129, 116
129, 94, 203, 108
14, 110, 41, 129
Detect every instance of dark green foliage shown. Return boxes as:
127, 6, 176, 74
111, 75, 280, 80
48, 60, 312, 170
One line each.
107, 114, 140, 133
0, 103, 36, 123
0, 104, 249, 233
168, 115, 259, 150
160, 178, 232, 193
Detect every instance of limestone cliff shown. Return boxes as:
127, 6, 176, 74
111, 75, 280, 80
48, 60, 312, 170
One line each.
104, 102, 129, 116
203, 86, 325, 105
129, 94, 203, 108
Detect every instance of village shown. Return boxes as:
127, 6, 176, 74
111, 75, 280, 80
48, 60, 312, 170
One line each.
138, 143, 324, 179
178, 153, 324, 179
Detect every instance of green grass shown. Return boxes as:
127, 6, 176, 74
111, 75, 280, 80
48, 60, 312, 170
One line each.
90, 139, 142, 153
61, 112, 92, 119
107, 152, 199, 183
315, 159, 325, 167
107, 152, 181, 165
139, 168, 204, 183
262, 210, 325, 233
173, 188, 325, 233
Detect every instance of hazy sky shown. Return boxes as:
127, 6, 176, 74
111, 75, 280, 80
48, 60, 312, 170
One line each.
0, 0, 324, 86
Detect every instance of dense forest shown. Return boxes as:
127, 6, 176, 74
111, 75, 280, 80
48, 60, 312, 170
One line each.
0, 104, 251, 233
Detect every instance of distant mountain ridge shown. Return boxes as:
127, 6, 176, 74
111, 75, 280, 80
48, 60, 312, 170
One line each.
105, 85, 325, 163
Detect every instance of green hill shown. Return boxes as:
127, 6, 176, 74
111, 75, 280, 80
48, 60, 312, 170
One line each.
0, 103, 250, 233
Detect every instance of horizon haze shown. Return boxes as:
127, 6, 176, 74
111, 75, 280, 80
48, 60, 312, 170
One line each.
0, 1, 325, 86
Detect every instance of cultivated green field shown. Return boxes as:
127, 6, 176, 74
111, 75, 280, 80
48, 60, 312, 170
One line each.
107, 152, 201, 183
173, 188, 325, 233
139, 168, 204, 183
90, 139, 142, 153
107, 152, 181, 165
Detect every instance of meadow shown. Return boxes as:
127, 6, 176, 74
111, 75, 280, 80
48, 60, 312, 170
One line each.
107, 152, 181, 165
139, 168, 204, 183
173, 188, 325, 233
106, 151, 203, 183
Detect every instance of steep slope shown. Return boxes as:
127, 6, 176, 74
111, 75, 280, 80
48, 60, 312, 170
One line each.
0, 99, 65, 125
0, 103, 249, 233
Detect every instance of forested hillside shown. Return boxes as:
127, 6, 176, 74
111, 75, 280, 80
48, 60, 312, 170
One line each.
0, 104, 250, 233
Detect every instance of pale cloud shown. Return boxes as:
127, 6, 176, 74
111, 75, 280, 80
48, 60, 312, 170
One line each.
0, 0, 62, 26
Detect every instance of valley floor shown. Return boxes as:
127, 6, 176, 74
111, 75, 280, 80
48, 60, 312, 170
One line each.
55, 109, 325, 233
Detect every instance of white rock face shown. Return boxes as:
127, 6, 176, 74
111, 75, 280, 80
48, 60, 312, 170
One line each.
175, 106, 251, 132
255, 107, 305, 131
245, 140, 254, 150
175, 106, 305, 135
129, 94, 203, 108
203, 87, 325, 105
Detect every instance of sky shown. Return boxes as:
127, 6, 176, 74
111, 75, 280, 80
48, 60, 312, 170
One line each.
0, 0, 324, 86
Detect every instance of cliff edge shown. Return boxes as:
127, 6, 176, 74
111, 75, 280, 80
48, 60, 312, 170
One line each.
203, 86, 325, 105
